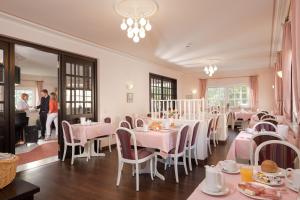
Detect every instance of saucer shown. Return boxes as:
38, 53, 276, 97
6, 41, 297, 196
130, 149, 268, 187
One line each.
286, 181, 300, 192
222, 167, 240, 174
201, 182, 229, 196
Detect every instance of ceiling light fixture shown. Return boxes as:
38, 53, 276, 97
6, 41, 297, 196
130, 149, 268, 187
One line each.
277, 70, 283, 78
115, 0, 158, 43
204, 65, 218, 77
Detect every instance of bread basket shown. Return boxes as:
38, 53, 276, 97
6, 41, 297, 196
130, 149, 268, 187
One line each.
0, 153, 19, 189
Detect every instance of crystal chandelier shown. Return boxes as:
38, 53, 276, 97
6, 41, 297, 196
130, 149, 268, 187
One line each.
204, 65, 218, 77
115, 0, 158, 43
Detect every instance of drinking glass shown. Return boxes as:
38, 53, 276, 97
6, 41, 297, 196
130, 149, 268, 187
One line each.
240, 166, 253, 182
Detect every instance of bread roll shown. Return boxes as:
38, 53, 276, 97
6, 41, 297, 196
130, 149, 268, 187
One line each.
261, 160, 278, 173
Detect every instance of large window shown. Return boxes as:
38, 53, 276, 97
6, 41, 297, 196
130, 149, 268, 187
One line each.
149, 73, 177, 109
207, 85, 250, 107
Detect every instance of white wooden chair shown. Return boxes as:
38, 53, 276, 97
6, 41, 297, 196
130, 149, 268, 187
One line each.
61, 120, 83, 165
254, 140, 300, 169
125, 115, 134, 129
115, 127, 155, 191
135, 118, 145, 127
187, 121, 200, 171
164, 124, 190, 183
212, 115, 220, 147
249, 132, 284, 165
253, 121, 278, 132
206, 118, 214, 155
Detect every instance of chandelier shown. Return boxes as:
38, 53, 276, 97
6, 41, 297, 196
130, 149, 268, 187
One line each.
115, 0, 158, 43
204, 65, 218, 77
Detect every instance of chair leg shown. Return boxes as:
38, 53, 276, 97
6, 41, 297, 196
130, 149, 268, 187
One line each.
208, 140, 212, 155
108, 135, 112, 152
116, 161, 123, 186
194, 149, 198, 166
97, 140, 100, 154
188, 148, 192, 171
164, 158, 168, 170
71, 146, 75, 165
62, 144, 67, 161
132, 165, 135, 176
174, 157, 179, 183
154, 154, 158, 176
150, 158, 154, 180
213, 132, 216, 147
135, 163, 139, 191
183, 153, 188, 175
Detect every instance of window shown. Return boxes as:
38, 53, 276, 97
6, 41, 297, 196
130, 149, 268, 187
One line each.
149, 73, 177, 110
207, 85, 250, 107
15, 88, 35, 107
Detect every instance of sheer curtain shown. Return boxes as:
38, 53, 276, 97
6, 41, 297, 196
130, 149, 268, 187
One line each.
199, 79, 207, 98
249, 76, 258, 111
291, 0, 300, 122
282, 22, 292, 120
274, 52, 283, 115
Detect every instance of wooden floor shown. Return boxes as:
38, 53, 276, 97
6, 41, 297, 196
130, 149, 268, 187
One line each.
17, 129, 237, 200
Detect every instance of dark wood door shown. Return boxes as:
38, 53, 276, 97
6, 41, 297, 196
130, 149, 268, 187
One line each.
0, 41, 13, 152
58, 54, 97, 158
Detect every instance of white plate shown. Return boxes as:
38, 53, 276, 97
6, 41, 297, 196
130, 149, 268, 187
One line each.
286, 181, 299, 192
201, 182, 230, 196
256, 168, 285, 177
254, 176, 283, 186
238, 182, 280, 200
222, 167, 240, 174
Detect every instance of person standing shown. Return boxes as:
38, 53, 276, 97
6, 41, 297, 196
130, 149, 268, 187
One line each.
36, 89, 50, 139
16, 93, 30, 111
45, 92, 58, 140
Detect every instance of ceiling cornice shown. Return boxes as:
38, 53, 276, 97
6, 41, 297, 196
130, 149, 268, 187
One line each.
269, 0, 290, 67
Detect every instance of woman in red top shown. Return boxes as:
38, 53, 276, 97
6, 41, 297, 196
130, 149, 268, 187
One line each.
45, 92, 58, 140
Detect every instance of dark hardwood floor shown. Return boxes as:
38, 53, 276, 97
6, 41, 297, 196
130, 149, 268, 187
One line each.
16, 129, 237, 200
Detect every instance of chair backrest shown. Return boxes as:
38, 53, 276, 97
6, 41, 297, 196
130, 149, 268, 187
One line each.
125, 115, 134, 129
135, 118, 144, 127
213, 115, 220, 131
174, 124, 190, 154
262, 118, 279, 126
190, 121, 200, 146
254, 140, 300, 169
207, 118, 214, 138
261, 111, 269, 114
104, 117, 112, 123
257, 112, 266, 120
119, 121, 131, 129
115, 128, 137, 160
253, 122, 277, 132
61, 120, 74, 144
261, 114, 275, 120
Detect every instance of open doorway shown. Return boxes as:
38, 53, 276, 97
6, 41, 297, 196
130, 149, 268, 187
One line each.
14, 44, 59, 166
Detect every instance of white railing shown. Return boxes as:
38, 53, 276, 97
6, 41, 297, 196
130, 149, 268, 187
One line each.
151, 98, 205, 120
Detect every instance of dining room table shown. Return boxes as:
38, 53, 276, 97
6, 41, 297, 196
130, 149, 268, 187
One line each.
71, 122, 114, 159
187, 163, 298, 199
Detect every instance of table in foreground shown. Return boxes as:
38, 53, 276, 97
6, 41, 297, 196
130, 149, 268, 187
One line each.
0, 179, 40, 200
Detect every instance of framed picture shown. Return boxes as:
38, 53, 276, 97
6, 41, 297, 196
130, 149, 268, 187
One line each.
127, 93, 133, 103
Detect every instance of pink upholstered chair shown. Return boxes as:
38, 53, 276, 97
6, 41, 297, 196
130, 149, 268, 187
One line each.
206, 118, 214, 155
164, 124, 190, 183
135, 118, 145, 128
61, 120, 83, 165
115, 128, 155, 191
249, 132, 284, 165
257, 112, 266, 120
253, 121, 277, 132
95, 117, 113, 153
254, 140, 300, 169
262, 118, 279, 126
125, 115, 134, 129
187, 121, 200, 171
212, 115, 220, 147
119, 121, 131, 129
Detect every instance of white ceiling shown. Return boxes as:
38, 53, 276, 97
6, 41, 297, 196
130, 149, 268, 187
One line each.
15, 45, 58, 77
0, 0, 274, 74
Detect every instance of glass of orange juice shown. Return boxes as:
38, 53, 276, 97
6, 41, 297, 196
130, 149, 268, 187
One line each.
240, 166, 253, 182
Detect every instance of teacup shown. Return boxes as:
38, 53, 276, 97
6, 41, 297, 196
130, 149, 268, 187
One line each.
286, 168, 300, 189
220, 160, 238, 172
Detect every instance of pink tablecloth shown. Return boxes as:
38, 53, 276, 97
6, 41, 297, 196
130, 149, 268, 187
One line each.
234, 112, 254, 121
71, 123, 114, 146
187, 170, 297, 200
134, 129, 177, 155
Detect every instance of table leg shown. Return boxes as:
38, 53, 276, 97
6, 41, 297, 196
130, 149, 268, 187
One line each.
89, 140, 105, 157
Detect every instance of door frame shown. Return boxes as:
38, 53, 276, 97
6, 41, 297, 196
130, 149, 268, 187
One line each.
0, 35, 98, 158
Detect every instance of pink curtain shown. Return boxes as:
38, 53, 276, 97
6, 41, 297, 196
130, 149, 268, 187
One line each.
274, 52, 283, 115
199, 79, 207, 98
36, 81, 44, 100
291, 0, 300, 122
249, 76, 258, 110
281, 22, 292, 120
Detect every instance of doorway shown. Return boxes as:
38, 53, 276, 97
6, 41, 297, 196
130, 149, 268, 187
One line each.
0, 36, 97, 169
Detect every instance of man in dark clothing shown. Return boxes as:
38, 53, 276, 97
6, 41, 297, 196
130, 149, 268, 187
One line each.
36, 89, 50, 139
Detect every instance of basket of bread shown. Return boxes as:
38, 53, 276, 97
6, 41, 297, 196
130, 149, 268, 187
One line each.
0, 153, 19, 189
